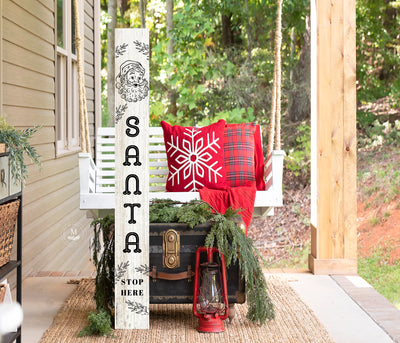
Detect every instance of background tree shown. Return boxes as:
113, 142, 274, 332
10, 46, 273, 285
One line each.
98, 0, 400, 160
356, 0, 400, 105
287, 15, 310, 122
140, 0, 147, 28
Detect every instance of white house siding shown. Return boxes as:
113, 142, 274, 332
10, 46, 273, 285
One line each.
1, 0, 101, 277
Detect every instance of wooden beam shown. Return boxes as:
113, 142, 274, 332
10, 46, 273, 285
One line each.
308, 255, 357, 275
316, 0, 333, 260
331, 0, 345, 259
342, 0, 357, 260
309, 0, 357, 273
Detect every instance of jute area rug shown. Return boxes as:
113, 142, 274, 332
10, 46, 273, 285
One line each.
39, 276, 334, 343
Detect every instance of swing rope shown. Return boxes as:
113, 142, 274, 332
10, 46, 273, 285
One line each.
73, 0, 91, 154
267, 0, 283, 156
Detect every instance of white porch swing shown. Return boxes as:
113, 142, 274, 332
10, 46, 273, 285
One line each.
78, 1, 285, 217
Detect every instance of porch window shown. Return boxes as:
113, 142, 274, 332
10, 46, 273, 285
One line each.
56, 0, 80, 155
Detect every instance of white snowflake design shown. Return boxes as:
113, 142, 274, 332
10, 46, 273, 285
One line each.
166, 128, 223, 191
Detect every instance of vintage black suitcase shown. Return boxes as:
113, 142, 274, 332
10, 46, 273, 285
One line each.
149, 222, 245, 305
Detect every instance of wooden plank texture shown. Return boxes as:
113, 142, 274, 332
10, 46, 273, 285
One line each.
12, 0, 54, 25
3, 84, 54, 110
2, 40, 54, 77
114, 29, 150, 330
330, 0, 344, 259
84, 0, 94, 17
310, 0, 357, 272
23, 192, 80, 249
26, 153, 77, 184
3, 62, 54, 93
3, 18, 54, 59
25, 126, 54, 145
23, 167, 78, 206
3, 0, 54, 43
1, 0, 100, 280
316, 0, 333, 259
342, 0, 357, 260
37, 0, 54, 12
24, 206, 92, 273
3, 106, 55, 126
24, 179, 79, 226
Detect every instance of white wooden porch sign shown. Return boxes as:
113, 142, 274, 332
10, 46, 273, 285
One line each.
114, 28, 150, 330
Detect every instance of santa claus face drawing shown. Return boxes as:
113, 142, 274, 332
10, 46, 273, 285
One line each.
116, 60, 149, 103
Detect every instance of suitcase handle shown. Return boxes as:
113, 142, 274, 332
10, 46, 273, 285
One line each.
149, 265, 194, 282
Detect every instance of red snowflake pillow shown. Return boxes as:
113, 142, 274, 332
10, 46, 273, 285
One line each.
161, 120, 227, 192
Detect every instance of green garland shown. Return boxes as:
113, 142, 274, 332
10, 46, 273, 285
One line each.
91, 200, 274, 327
90, 215, 115, 320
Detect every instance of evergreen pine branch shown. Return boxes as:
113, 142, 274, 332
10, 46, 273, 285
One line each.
205, 209, 275, 324
0, 122, 41, 183
78, 310, 115, 337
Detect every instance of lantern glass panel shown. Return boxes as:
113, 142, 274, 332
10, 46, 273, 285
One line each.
198, 262, 225, 314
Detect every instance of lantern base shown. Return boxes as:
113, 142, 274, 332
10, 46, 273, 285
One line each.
197, 314, 225, 333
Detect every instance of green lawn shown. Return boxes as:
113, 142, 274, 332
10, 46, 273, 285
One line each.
358, 250, 400, 310
267, 241, 309, 269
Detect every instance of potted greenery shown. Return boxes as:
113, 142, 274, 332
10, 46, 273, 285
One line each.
0, 115, 41, 184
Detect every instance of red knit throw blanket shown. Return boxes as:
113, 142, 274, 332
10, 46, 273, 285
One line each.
199, 185, 256, 235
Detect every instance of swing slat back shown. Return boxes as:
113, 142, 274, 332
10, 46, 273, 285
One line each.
79, 127, 284, 216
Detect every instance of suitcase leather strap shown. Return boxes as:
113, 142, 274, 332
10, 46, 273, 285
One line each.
149, 265, 194, 282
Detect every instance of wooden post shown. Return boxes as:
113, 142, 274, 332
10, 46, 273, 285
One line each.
114, 29, 150, 329
309, 0, 357, 274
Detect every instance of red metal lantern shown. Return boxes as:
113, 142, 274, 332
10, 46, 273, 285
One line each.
193, 247, 229, 333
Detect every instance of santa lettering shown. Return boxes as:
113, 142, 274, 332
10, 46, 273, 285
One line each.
124, 203, 141, 224
123, 145, 141, 166
123, 232, 141, 253
123, 174, 141, 195
126, 116, 140, 137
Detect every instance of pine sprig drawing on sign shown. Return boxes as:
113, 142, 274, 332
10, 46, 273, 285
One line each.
115, 261, 130, 282
115, 103, 128, 123
135, 264, 151, 276
115, 43, 128, 58
126, 301, 149, 315
133, 40, 149, 60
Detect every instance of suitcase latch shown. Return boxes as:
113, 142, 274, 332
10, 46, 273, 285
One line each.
163, 229, 180, 269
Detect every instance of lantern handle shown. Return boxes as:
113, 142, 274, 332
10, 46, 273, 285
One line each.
218, 252, 229, 321
207, 247, 213, 263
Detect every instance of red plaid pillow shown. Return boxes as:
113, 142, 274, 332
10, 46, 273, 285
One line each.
161, 120, 227, 192
224, 123, 266, 189
224, 123, 256, 187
